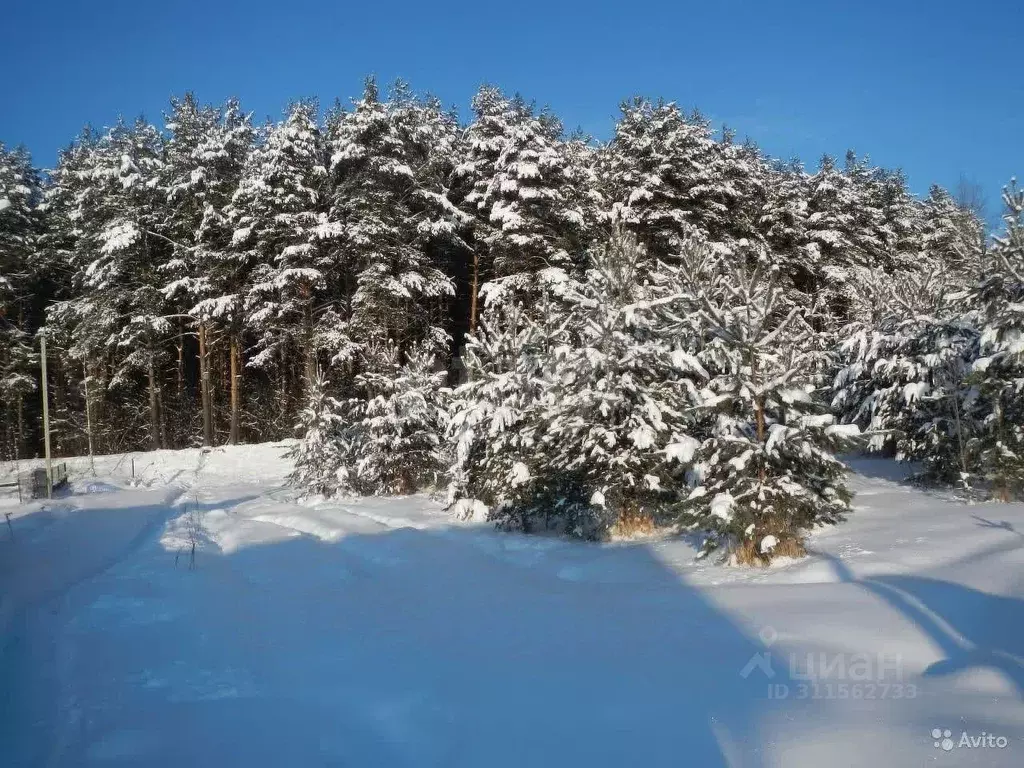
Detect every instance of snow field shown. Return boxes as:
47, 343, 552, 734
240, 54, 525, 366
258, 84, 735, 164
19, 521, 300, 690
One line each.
1, 444, 1022, 766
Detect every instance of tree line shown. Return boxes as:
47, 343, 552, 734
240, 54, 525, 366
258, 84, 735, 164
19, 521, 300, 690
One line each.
2, 77, 1020, 557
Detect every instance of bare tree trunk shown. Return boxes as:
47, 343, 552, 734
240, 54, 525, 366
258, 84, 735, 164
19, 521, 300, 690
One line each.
198, 321, 213, 446
229, 333, 241, 445
147, 347, 161, 451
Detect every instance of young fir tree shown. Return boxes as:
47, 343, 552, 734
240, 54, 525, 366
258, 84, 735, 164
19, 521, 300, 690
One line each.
680, 243, 858, 562
970, 182, 1024, 500
288, 371, 346, 498
446, 299, 563, 525
341, 342, 450, 495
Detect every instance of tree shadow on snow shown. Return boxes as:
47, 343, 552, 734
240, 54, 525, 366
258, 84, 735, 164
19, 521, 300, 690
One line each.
3, 516, 807, 768
820, 551, 1024, 699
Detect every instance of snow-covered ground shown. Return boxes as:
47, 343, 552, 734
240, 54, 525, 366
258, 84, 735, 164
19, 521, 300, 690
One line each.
1, 445, 1022, 766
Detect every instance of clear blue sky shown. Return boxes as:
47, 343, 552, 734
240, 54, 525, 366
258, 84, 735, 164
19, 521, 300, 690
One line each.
3, 0, 1020, 221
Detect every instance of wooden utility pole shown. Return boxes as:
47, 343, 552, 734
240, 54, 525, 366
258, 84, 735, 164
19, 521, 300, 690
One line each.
40, 332, 53, 498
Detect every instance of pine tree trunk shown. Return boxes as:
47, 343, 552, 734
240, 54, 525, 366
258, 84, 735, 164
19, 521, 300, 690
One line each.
176, 322, 185, 401
83, 361, 95, 466
158, 384, 168, 449
96, 359, 108, 454
304, 301, 316, 394
751, 345, 766, 484
199, 320, 213, 446
15, 391, 23, 460
995, 398, 1011, 502
229, 333, 241, 445
147, 347, 161, 451
53, 353, 67, 455
469, 250, 480, 333
278, 346, 289, 439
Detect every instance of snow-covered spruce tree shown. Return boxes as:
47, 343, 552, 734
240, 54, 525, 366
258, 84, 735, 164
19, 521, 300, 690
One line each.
339, 342, 449, 495
287, 371, 347, 498
530, 227, 707, 538
970, 182, 1024, 500
679, 243, 859, 563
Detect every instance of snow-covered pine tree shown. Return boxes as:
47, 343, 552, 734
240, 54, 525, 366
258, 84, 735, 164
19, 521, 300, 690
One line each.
326, 79, 459, 364
51, 119, 172, 449
0, 142, 42, 458
161, 94, 254, 445
457, 86, 587, 323
446, 298, 562, 525
832, 264, 979, 486
860, 164, 924, 275
803, 154, 861, 323
970, 181, 1024, 500
287, 370, 346, 498
532, 226, 707, 538
602, 99, 753, 260
758, 160, 817, 298
230, 102, 328, 430
342, 342, 450, 495
680, 242, 858, 563
921, 184, 985, 281
41, 132, 109, 454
